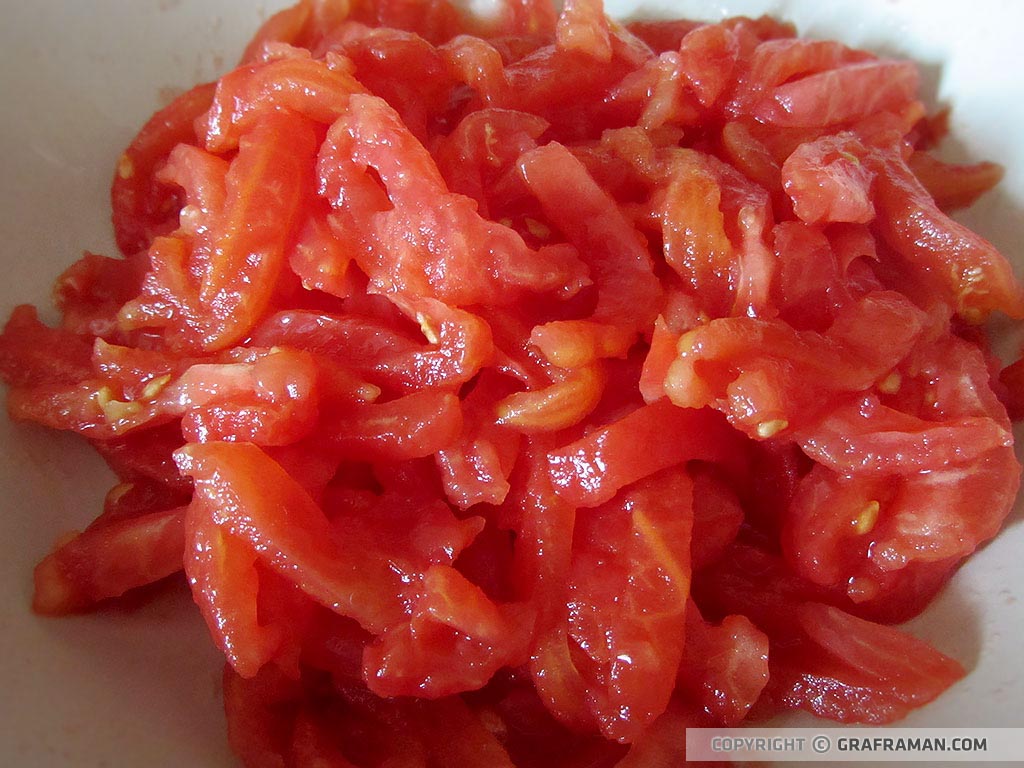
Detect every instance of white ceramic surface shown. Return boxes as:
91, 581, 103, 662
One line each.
0, 1, 1021, 766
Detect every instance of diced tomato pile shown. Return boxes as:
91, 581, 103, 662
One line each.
4, 0, 1024, 764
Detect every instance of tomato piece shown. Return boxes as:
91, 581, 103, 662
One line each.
383, 294, 494, 392
33, 507, 186, 615
111, 82, 215, 256
743, 38, 870, 92
755, 60, 919, 128
156, 143, 229, 232
890, 333, 1011, 425
319, 94, 589, 307
784, 445, 1020, 599
348, 0, 462, 45
616, 53, 698, 131
322, 477, 518, 699
770, 603, 964, 723
999, 356, 1024, 420
870, 146, 1024, 322
440, 36, 510, 110
567, 124, 664, 207
783, 465, 892, 591
770, 221, 849, 330
661, 150, 774, 318
53, 252, 149, 339
440, 109, 548, 210
529, 321, 636, 370
7, 346, 318, 443
176, 441, 407, 633
690, 468, 744, 571
91, 478, 188, 531
501, 41, 646, 139
677, 24, 741, 109
91, 421, 189, 492
557, 0, 612, 62
251, 308, 420, 393
289, 710, 361, 768
616, 699, 715, 768
436, 371, 521, 509
325, 486, 484, 578
240, 1, 314, 63
500, 441, 595, 730
295, 693, 512, 768
185, 516, 282, 678
328, 26, 456, 142
694, 543, 966, 720
125, 111, 319, 351
240, 0, 350, 63
411, 697, 516, 768
664, 291, 930, 437
321, 481, 493, 704
720, 121, 784, 204
563, 467, 694, 742
0, 305, 93, 388
782, 133, 875, 224
678, 604, 769, 725
722, 15, 797, 45
223, 665, 302, 768
197, 113, 316, 348
661, 151, 734, 317
692, 543, 830, 637
174, 349, 320, 445
363, 568, 531, 698
638, 317, 679, 403
494, 0, 558, 38
519, 141, 660, 350
324, 390, 462, 461
203, 51, 366, 152
797, 393, 1011, 476
312, 687, 432, 767
624, 19, 701, 52
547, 399, 743, 508
286, 201, 361, 299
495, 361, 606, 433
907, 151, 1003, 212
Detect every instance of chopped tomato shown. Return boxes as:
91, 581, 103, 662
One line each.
5, 1, 1021, 764
870, 146, 1024, 322
111, 82, 216, 256
176, 441, 407, 634
319, 94, 590, 308
33, 506, 186, 615
547, 399, 743, 508
679, 604, 769, 726
562, 467, 694, 741
770, 603, 965, 723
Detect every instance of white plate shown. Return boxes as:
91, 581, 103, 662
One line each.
0, 1, 1021, 765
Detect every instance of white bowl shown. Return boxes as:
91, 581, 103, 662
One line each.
0, 1, 1021, 765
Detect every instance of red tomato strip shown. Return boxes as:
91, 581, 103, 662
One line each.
185, 518, 282, 678
547, 399, 742, 508
111, 82, 216, 256
563, 467, 695, 742
770, 603, 965, 723
519, 141, 662, 357
33, 507, 186, 614
870, 147, 1024, 321
176, 441, 407, 633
